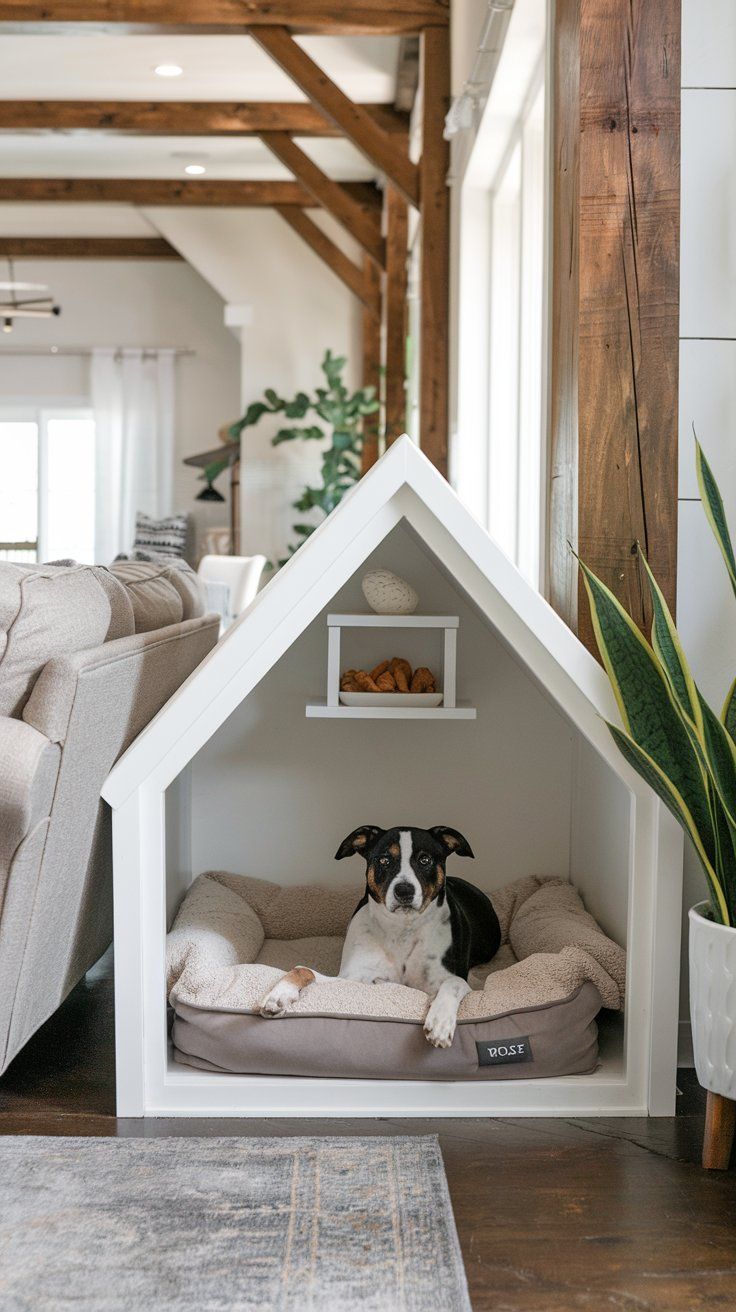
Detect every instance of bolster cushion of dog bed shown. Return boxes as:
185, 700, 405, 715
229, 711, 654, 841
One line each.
166, 873, 626, 1082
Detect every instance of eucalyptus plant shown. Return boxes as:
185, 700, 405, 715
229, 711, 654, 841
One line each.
580, 443, 736, 927
207, 350, 378, 562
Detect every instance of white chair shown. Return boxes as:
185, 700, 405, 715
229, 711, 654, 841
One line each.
197, 554, 267, 629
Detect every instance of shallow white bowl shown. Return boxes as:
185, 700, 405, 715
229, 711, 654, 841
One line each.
339, 691, 443, 708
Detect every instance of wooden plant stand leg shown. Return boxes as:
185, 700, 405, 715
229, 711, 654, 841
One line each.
702, 1092, 736, 1170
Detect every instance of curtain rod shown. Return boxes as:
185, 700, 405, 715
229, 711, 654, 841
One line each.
0, 347, 195, 359
444, 0, 514, 140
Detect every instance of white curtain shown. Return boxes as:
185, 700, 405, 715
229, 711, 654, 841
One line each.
91, 347, 175, 562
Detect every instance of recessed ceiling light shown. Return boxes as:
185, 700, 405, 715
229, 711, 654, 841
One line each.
154, 63, 183, 78
184, 163, 206, 176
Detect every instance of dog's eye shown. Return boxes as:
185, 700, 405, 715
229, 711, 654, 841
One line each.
379, 855, 390, 866
419, 853, 432, 867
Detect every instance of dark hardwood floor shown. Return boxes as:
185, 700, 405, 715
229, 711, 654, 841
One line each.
1, 969, 735, 1311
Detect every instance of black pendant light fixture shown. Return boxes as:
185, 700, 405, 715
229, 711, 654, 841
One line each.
0, 258, 61, 333
196, 483, 226, 502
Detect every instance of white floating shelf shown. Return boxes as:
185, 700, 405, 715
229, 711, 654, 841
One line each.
306, 699, 477, 720
327, 613, 459, 628
311, 611, 475, 720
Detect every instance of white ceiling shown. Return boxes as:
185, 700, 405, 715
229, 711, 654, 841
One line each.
0, 33, 398, 237
0, 203, 159, 236
0, 134, 375, 180
0, 34, 398, 102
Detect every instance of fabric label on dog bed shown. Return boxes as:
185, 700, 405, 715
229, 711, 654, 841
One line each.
476, 1036, 533, 1066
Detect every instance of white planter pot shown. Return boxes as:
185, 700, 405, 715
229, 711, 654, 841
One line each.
689, 903, 736, 1098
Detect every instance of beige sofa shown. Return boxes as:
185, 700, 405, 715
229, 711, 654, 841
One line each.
0, 559, 219, 1075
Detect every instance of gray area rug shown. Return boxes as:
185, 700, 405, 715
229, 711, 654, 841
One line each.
0, 1135, 470, 1312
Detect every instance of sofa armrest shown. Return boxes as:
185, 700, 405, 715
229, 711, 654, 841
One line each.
0, 717, 60, 884
22, 613, 220, 748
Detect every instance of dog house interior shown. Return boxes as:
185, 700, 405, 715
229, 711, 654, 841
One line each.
167, 522, 630, 940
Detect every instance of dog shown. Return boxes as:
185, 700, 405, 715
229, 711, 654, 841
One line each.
259, 825, 501, 1048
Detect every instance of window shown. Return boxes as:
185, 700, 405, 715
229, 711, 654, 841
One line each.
453, 0, 550, 591
487, 141, 522, 562
0, 408, 96, 564
487, 80, 546, 581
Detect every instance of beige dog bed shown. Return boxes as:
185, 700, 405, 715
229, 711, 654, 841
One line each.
167, 873, 626, 1082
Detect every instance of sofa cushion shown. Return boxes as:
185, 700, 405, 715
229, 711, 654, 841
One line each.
133, 511, 188, 558
0, 563, 133, 719
108, 559, 205, 633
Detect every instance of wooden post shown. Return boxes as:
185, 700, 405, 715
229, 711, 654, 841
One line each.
384, 185, 409, 443
230, 454, 241, 555
419, 26, 450, 478
548, 0, 580, 629
548, 0, 680, 654
361, 257, 382, 473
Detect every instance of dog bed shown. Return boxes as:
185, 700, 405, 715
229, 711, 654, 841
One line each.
167, 873, 626, 1082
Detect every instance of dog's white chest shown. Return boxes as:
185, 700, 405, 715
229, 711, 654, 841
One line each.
341, 901, 452, 991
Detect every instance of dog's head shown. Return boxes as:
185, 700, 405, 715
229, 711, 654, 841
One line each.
335, 825, 473, 914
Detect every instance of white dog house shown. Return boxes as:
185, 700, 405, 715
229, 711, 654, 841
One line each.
103, 437, 683, 1119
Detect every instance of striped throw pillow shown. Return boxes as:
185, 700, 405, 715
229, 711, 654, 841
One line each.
133, 512, 188, 559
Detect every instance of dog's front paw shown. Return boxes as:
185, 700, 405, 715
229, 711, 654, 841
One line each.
423, 998, 457, 1049
259, 979, 299, 1018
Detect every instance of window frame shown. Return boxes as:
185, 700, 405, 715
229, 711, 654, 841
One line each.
452, 0, 552, 592
0, 398, 94, 563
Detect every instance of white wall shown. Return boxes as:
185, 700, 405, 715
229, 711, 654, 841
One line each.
147, 208, 363, 567
188, 521, 581, 897
0, 258, 240, 560
678, 0, 736, 1021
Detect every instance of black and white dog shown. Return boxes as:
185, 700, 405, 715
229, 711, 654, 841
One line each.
259, 825, 501, 1048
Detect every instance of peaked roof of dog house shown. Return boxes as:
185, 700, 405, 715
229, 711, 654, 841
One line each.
102, 435, 632, 809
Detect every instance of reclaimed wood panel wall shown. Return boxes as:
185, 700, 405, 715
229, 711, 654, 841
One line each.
549, 0, 680, 652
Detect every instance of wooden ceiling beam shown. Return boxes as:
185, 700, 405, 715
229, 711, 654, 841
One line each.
0, 100, 409, 138
260, 132, 385, 267
0, 237, 182, 257
250, 25, 419, 206
0, 177, 382, 208
274, 205, 371, 307
0, 1, 449, 36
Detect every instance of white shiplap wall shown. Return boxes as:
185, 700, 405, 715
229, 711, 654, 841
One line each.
678, 0, 736, 1026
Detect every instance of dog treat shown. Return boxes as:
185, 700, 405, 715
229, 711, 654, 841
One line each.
340, 669, 361, 691
389, 657, 412, 692
353, 670, 381, 693
369, 659, 391, 681
410, 666, 436, 693
341, 658, 437, 694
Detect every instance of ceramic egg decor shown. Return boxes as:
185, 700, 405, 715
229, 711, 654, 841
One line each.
361, 568, 419, 615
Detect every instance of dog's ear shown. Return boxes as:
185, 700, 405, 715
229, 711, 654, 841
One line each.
335, 826, 385, 861
429, 826, 474, 859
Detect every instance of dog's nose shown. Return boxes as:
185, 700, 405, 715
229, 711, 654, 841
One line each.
393, 882, 415, 904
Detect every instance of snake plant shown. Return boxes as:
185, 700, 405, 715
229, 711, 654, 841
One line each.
580, 443, 736, 926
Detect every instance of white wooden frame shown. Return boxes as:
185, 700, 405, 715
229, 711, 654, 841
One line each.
306, 612, 476, 719
103, 437, 683, 1119
451, 0, 552, 591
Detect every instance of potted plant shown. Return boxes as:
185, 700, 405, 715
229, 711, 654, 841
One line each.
206, 350, 379, 563
579, 443, 736, 1167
